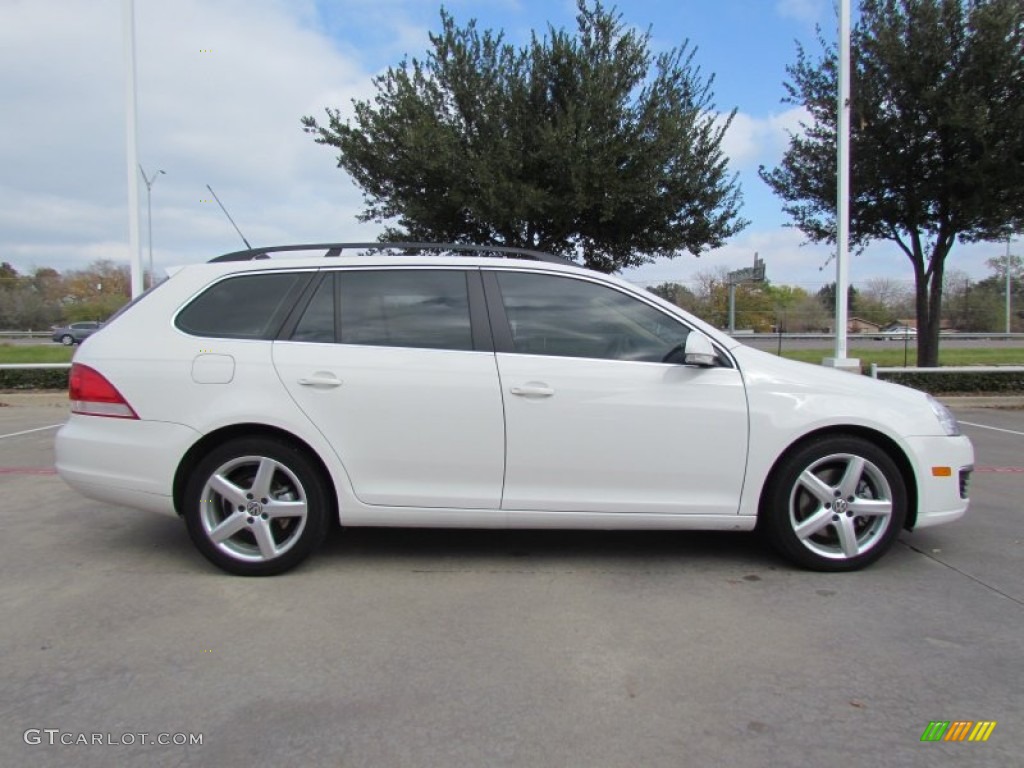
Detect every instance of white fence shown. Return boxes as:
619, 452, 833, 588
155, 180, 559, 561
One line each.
0, 363, 72, 370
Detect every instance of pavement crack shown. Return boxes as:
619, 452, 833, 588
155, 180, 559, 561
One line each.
900, 539, 1024, 609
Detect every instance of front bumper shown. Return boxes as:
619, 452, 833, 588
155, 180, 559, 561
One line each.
905, 434, 974, 529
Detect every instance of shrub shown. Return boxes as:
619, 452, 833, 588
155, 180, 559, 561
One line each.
0, 368, 69, 390
877, 370, 1024, 395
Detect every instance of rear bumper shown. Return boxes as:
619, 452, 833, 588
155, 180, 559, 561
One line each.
55, 415, 200, 517
905, 435, 974, 529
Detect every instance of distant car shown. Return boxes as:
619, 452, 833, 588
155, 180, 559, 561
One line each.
875, 326, 916, 340
52, 321, 102, 346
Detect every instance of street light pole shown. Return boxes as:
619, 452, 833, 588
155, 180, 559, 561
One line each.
123, 0, 143, 298
139, 165, 165, 289
1007, 234, 1013, 335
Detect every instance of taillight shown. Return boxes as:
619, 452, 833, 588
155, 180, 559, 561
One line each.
69, 363, 138, 419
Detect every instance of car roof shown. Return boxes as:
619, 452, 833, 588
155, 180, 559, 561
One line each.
208, 242, 573, 265
181, 243, 600, 282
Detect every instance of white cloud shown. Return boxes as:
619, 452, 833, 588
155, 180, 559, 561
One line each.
0, 0, 383, 276
775, 0, 823, 26
719, 106, 808, 171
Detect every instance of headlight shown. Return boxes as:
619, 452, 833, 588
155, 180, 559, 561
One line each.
927, 395, 961, 436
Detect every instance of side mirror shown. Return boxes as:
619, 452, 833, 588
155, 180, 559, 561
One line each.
683, 331, 717, 367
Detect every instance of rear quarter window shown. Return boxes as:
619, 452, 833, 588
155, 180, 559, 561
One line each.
176, 272, 310, 339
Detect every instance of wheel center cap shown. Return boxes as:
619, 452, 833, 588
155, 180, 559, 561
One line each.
833, 498, 849, 514
246, 500, 263, 516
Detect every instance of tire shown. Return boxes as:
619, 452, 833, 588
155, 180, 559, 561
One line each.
759, 435, 907, 572
183, 437, 331, 576
60, 334, 74, 346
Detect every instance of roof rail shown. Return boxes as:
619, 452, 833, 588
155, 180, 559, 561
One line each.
208, 242, 573, 265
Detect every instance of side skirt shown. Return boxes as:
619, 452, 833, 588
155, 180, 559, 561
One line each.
337, 507, 756, 532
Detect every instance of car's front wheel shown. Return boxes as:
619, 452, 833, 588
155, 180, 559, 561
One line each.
183, 437, 331, 576
760, 435, 907, 571
60, 334, 74, 346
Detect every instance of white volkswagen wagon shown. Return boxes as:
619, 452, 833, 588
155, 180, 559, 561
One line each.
55, 243, 973, 575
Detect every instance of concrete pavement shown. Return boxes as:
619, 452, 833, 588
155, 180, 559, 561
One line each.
0, 397, 1020, 767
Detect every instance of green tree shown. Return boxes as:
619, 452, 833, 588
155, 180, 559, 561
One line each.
817, 283, 859, 315
970, 250, 1024, 331
0, 262, 21, 328
985, 251, 1023, 282
647, 282, 698, 311
302, 0, 746, 272
860, 276, 913, 322
764, 284, 818, 331
760, 0, 1024, 365
689, 267, 731, 328
0, 264, 65, 329
684, 267, 777, 330
788, 292, 832, 332
31, 267, 64, 303
63, 260, 131, 322
733, 285, 776, 332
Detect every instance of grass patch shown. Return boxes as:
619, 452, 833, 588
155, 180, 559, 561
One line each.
775, 346, 1024, 394
0, 344, 75, 364
778, 347, 1024, 369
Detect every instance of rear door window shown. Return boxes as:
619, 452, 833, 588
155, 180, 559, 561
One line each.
337, 270, 474, 351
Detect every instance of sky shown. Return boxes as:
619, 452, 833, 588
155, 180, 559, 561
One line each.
0, 0, 1009, 293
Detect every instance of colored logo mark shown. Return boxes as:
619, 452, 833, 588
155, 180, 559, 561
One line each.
921, 720, 997, 742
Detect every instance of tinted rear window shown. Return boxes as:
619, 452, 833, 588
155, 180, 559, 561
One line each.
176, 272, 308, 339
338, 270, 473, 351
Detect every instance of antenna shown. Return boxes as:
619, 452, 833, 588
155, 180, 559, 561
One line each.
206, 184, 252, 249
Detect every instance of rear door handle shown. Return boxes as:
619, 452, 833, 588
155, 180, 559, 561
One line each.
298, 373, 342, 388
510, 384, 555, 398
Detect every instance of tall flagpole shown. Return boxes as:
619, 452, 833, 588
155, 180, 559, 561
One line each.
825, 0, 859, 372
123, 0, 143, 298
835, 0, 850, 360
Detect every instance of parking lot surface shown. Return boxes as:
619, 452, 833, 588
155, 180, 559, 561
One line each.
1, 394, 1021, 767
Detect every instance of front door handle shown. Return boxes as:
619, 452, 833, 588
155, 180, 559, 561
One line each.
510, 383, 555, 398
298, 372, 342, 388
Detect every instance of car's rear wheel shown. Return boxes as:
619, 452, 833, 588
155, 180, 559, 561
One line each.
760, 435, 907, 571
183, 437, 330, 576
60, 334, 74, 346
